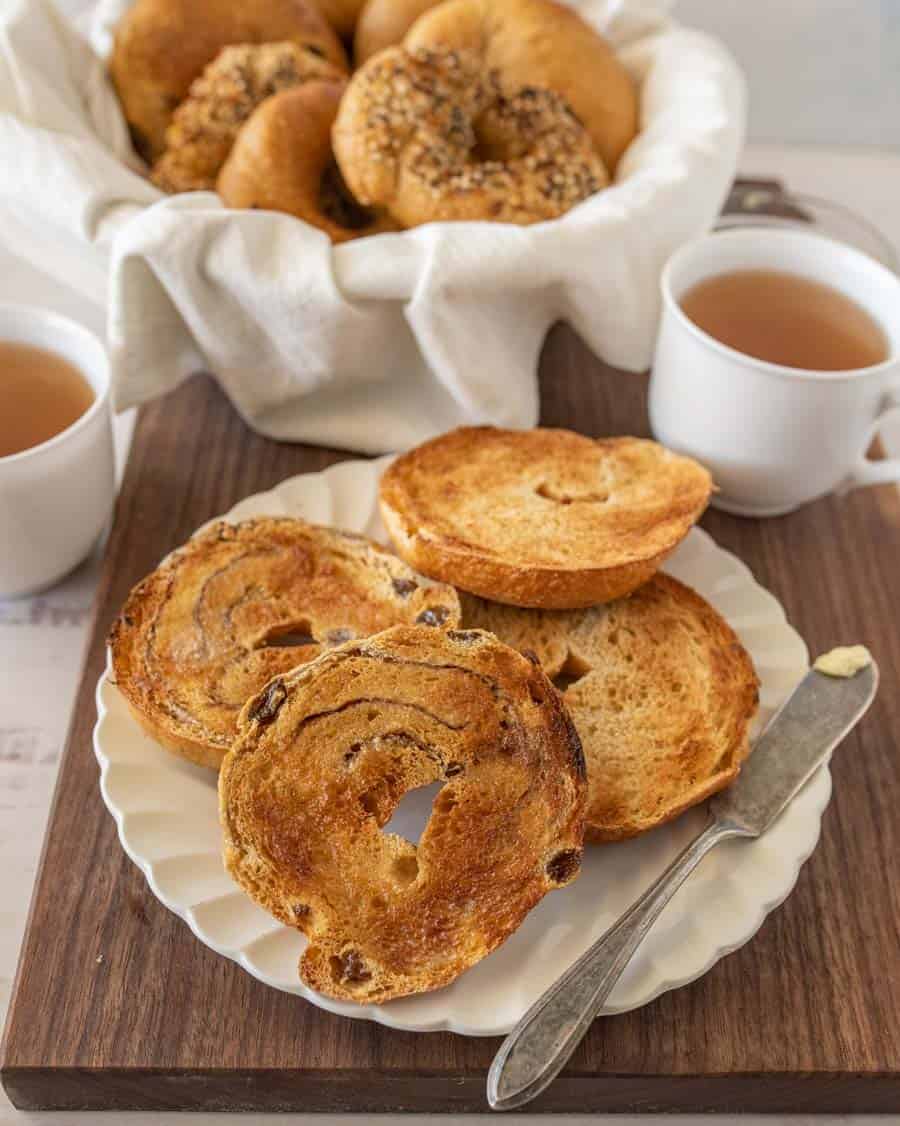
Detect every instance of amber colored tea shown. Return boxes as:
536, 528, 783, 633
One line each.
0, 341, 95, 458
679, 268, 889, 371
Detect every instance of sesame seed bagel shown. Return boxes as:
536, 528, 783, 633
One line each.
332, 46, 607, 227
150, 42, 343, 194
460, 574, 760, 840
218, 82, 399, 241
379, 428, 714, 609
357, 0, 639, 174
219, 625, 586, 1003
109, 518, 460, 769
109, 0, 347, 163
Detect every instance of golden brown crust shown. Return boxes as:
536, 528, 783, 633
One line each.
109, 518, 460, 768
109, 0, 347, 163
333, 46, 607, 227
460, 574, 760, 840
217, 82, 399, 242
354, 0, 437, 64
379, 428, 713, 609
219, 625, 586, 1002
309, 0, 366, 37
151, 42, 343, 193
394, 0, 638, 173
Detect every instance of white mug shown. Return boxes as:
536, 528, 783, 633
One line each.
0, 304, 115, 598
649, 228, 900, 516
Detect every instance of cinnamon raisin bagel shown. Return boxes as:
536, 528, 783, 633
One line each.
404, 0, 638, 173
217, 82, 398, 241
219, 625, 586, 1002
332, 47, 607, 226
151, 42, 343, 193
460, 575, 760, 841
109, 0, 347, 163
379, 428, 713, 609
109, 518, 460, 768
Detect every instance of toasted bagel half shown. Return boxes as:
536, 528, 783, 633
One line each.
109, 518, 460, 768
380, 428, 713, 609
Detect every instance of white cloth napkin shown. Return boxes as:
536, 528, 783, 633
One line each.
0, 0, 744, 453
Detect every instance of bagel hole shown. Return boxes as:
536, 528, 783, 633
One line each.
383, 780, 444, 844
471, 112, 520, 164
319, 160, 376, 231
535, 482, 610, 505
261, 619, 315, 648
552, 650, 592, 693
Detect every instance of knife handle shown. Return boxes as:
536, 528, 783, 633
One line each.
487, 816, 751, 1112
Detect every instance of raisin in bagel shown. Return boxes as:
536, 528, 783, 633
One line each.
109, 518, 459, 768
217, 82, 398, 241
150, 42, 343, 193
219, 625, 586, 1002
461, 574, 760, 840
109, 0, 347, 163
356, 0, 638, 173
379, 428, 713, 609
332, 46, 607, 226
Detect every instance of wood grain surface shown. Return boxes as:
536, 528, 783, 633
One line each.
2, 328, 899, 1112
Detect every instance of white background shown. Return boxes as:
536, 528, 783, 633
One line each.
2, 0, 900, 1122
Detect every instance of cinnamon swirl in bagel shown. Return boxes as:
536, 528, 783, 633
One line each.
332, 47, 607, 226
220, 625, 586, 1002
109, 518, 460, 768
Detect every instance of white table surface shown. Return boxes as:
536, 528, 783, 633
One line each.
2, 145, 899, 1125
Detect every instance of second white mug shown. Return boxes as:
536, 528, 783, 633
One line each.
0, 304, 115, 598
649, 228, 900, 517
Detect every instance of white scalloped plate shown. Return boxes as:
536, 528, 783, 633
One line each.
95, 455, 818, 1036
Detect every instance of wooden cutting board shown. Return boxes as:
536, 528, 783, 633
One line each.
3, 328, 900, 1112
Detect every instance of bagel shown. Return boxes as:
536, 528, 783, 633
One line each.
108, 518, 460, 768
109, 0, 347, 163
217, 82, 399, 241
404, 0, 638, 173
379, 428, 713, 609
354, 0, 436, 65
219, 625, 586, 1002
332, 47, 607, 226
151, 42, 343, 194
310, 0, 367, 37
460, 575, 760, 840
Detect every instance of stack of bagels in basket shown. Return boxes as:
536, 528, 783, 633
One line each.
110, 427, 759, 1004
109, 0, 639, 240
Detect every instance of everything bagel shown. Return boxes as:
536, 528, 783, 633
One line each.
405, 0, 637, 173
109, 0, 347, 162
332, 46, 607, 226
151, 42, 343, 193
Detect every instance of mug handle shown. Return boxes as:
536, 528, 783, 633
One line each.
846, 384, 900, 490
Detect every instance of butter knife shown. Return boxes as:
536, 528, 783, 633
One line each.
487, 660, 879, 1112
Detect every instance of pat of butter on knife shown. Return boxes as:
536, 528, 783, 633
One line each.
813, 645, 872, 678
